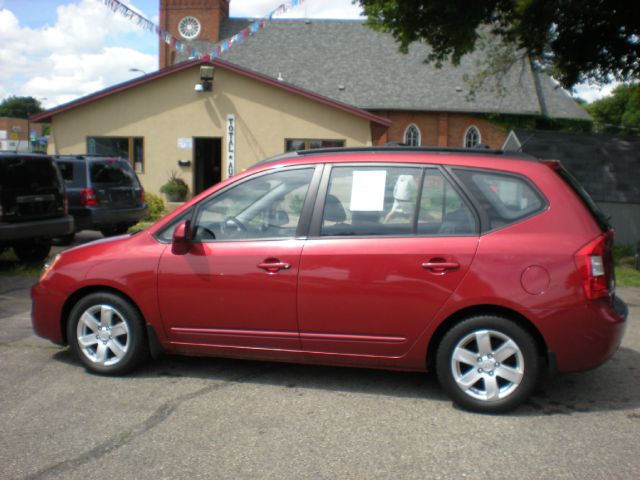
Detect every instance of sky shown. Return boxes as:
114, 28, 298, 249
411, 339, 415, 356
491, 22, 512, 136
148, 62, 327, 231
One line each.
0, 0, 614, 109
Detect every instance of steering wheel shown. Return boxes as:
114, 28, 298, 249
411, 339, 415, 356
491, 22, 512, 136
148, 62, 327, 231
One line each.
221, 216, 247, 236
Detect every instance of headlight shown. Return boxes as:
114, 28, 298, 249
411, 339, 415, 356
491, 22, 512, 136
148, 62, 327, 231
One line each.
40, 254, 61, 282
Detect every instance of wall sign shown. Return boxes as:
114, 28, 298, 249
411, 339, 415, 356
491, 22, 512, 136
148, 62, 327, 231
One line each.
177, 137, 192, 150
226, 114, 235, 178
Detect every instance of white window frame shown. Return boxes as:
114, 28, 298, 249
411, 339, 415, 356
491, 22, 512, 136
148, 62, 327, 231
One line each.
403, 124, 421, 146
464, 125, 481, 148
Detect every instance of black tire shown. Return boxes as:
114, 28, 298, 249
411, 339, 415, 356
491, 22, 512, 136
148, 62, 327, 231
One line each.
436, 315, 539, 413
13, 241, 51, 263
100, 225, 130, 237
67, 292, 149, 375
54, 232, 76, 246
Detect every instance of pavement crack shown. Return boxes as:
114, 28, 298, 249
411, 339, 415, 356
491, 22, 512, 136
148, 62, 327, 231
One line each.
24, 365, 280, 480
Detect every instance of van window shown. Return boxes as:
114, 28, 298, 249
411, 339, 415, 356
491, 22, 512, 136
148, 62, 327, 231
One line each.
453, 168, 545, 232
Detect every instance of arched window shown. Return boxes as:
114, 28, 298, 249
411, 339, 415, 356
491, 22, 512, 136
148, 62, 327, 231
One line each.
403, 124, 421, 146
464, 126, 481, 148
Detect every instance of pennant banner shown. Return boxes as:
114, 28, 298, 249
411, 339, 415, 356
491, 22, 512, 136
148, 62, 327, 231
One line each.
102, 0, 307, 62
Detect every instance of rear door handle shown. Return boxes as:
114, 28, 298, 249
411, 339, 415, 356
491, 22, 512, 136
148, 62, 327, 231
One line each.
257, 259, 291, 273
421, 260, 460, 273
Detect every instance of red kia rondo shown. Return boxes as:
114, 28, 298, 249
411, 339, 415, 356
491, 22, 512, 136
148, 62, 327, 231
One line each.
32, 147, 628, 412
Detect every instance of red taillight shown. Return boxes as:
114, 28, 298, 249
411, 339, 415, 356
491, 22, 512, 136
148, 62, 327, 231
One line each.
138, 185, 145, 203
80, 188, 98, 207
575, 232, 613, 300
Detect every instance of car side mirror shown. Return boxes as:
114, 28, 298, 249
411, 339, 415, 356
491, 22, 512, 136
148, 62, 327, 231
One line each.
171, 220, 191, 255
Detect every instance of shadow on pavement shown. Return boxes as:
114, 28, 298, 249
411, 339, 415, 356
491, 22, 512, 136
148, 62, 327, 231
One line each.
51, 344, 640, 416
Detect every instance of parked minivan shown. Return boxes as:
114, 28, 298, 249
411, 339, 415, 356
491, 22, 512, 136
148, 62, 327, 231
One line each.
0, 152, 74, 262
54, 155, 147, 240
32, 147, 627, 412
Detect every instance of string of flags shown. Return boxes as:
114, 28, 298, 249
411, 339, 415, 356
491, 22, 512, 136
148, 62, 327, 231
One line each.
102, 0, 307, 61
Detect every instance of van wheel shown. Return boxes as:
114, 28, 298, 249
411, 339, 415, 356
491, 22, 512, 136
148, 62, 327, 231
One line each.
13, 241, 51, 263
54, 232, 75, 246
436, 315, 539, 413
67, 292, 148, 375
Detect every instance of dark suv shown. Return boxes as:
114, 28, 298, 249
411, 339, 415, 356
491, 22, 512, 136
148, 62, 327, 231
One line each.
54, 156, 147, 239
0, 152, 74, 262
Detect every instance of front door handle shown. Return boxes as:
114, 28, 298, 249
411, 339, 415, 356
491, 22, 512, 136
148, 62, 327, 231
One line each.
421, 260, 460, 274
257, 259, 291, 273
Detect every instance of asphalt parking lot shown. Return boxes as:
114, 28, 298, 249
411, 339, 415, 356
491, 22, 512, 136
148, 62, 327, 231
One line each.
1, 244, 639, 479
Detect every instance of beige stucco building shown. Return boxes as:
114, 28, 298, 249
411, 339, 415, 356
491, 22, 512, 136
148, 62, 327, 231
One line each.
33, 59, 389, 198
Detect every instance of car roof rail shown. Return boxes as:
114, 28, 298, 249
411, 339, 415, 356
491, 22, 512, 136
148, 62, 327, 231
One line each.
253, 146, 537, 167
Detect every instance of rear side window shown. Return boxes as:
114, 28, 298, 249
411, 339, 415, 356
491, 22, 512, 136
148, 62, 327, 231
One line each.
453, 168, 545, 232
90, 160, 135, 185
320, 166, 476, 236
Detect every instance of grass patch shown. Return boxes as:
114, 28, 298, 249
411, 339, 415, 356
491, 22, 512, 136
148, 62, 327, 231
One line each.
128, 221, 155, 233
616, 266, 640, 288
0, 249, 43, 277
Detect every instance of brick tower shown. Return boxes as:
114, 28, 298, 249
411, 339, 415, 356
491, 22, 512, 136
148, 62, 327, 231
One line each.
159, 0, 230, 68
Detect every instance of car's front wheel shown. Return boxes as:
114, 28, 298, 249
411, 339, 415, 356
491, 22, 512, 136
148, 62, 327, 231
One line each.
13, 241, 51, 262
436, 315, 539, 413
67, 292, 148, 375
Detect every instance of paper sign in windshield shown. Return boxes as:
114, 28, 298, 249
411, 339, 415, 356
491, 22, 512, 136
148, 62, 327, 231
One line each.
349, 170, 387, 211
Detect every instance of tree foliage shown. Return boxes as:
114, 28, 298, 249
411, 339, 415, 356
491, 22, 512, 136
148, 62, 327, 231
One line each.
0, 96, 43, 119
586, 84, 640, 134
357, 0, 640, 88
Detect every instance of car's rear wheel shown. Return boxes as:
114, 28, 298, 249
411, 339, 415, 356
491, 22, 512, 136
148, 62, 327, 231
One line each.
100, 225, 130, 237
436, 315, 539, 413
13, 241, 51, 263
67, 292, 148, 375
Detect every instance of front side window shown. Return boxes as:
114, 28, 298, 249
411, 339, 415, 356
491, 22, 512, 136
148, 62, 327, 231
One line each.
285, 139, 345, 152
321, 166, 475, 236
403, 124, 421, 146
87, 136, 144, 173
193, 168, 314, 241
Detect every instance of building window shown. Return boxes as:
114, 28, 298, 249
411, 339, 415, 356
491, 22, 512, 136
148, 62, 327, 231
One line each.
285, 139, 345, 152
464, 126, 481, 148
87, 136, 144, 173
403, 124, 421, 146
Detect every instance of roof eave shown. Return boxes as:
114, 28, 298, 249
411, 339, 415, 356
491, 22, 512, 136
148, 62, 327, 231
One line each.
30, 58, 391, 128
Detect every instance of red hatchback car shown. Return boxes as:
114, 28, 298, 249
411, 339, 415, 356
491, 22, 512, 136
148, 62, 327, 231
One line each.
32, 147, 628, 412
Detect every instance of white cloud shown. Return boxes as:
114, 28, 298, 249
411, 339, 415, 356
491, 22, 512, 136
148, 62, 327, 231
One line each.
572, 82, 618, 103
0, 0, 156, 108
231, 0, 364, 19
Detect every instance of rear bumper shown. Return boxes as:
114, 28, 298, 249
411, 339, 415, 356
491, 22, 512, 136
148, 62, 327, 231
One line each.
0, 215, 74, 242
72, 205, 148, 230
549, 295, 628, 373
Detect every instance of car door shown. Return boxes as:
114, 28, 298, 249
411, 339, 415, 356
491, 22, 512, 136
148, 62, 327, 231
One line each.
157, 166, 318, 351
298, 165, 479, 358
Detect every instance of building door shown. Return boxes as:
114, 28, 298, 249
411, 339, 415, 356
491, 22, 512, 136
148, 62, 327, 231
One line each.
193, 137, 222, 195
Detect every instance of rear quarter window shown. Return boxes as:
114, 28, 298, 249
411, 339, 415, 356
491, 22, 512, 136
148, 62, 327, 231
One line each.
452, 168, 546, 233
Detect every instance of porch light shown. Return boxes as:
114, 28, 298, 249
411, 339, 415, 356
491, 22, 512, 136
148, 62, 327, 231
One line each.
195, 65, 214, 92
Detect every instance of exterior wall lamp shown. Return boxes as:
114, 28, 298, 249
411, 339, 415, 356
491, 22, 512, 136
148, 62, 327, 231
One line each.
195, 65, 214, 92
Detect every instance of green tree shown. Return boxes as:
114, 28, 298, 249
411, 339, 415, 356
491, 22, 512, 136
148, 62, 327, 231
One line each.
357, 0, 640, 89
0, 96, 43, 119
587, 84, 640, 134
